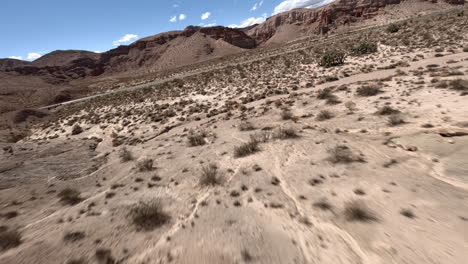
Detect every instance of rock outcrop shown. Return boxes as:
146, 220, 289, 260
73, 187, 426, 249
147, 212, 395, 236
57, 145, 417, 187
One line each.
248, 0, 464, 43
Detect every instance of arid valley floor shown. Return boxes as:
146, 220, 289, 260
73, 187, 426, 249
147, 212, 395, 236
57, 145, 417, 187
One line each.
1, 6, 468, 264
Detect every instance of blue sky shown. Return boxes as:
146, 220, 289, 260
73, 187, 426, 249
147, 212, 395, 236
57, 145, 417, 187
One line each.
1, 0, 333, 60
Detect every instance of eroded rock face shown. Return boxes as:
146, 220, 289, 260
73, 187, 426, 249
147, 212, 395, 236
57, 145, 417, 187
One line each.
248, 0, 464, 43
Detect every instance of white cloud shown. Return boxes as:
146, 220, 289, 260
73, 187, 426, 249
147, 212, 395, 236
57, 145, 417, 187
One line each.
113, 34, 138, 46
201, 12, 211, 20
8, 56, 22, 60
179, 13, 187, 20
27, 53, 41, 60
229, 13, 267, 28
203, 23, 217, 27
170, 16, 177, 22
250, 0, 264, 11
94, 51, 102, 53
273, 0, 335, 15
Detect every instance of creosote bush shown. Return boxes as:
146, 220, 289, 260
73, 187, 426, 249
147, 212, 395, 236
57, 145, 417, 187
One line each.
234, 139, 260, 157
273, 127, 299, 139
386, 23, 400, 33
119, 147, 133, 162
356, 85, 382, 97
0, 228, 21, 252
58, 188, 83, 205
129, 200, 170, 231
187, 130, 207, 146
137, 157, 153, 172
344, 201, 378, 222
351, 41, 378, 55
319, 50, 346, 68
200, 163, 222, 186
316, 110, 334, 121
328, 145, 365, 164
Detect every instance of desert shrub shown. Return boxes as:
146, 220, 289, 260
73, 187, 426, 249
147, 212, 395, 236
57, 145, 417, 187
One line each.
375, 106, 400, 115
387, 115, 405, 126
239, 121, 255, 131
71, 125, 83, 135
316, 110, 334, 121
356, 85, 382, 96
344, 201, 378, 222
448, 79, 468, 92
317, 88, 334, 100
319, 50, 346, 68
234, 139, 260, 157
200, 164, 222, 186
400, 208, 416, 218
351, 41, 378, 55
273, 127, 299, 139
119, 147, 133, 162
313, 199, 333, 211
345, 101, 357, 112
63, 231, 85, 242
280, 110, 295, 121
187, 130, 207, 146
386, 23, 400, 33
463, 46, 468, 52
58, 188, 82, 205
250, 132, 270, 143
328, 145, 365, 164
136, 158, 153, 172
0, 228, 21, 251
129, 200, 170, 231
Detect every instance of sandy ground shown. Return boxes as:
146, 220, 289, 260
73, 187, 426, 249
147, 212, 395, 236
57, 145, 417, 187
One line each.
1, 9, 468, 264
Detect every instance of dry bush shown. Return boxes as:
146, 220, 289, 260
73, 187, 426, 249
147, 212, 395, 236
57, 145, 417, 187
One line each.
356, 85, 382, 97
313, 199, 333, 211
273, 127, 299, 139
71, 125, 83, 135
375, 106, 400, 115
448, 79, 468, 94
328, 145, 365, 164
344, 201, 378, 222
317, 88, 334, 100
234, 139, 260, 157
250, 132, 270, 143
200, 163, 222, 186
187, 129, 207, 146
316, 110, 334, 121
400, 208, 416, 218
0, 228, 21, 252
345, 101, 357, 112
63, 231, 85, 242
136, 158, 153, 172
387, 115, 405, 126
239, 121, 255, 131
319, 50, 346, 68
58, 188, 83, 205
128, 200, 170, 231
386, 23, 400, 33
350, 41, 378, 55
119, 147, 133, 162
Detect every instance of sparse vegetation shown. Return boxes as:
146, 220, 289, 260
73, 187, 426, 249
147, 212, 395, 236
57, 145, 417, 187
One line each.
136, 158, 153, 171
388, 115, 405, 126
316, 110, 334, 121
351, 41, 378, 55
356, 85, 382, 97
234, 139, 260, 157
273, 127, 299, 139
319, 50, 346, 68
313, 199, 333, 211
119, 147, 133, 162
386, 23, 400, 33
239, 121, 255, 131
187, 130, 207, 146
129, 200, 170, 231
328, 145, 365, 164
400, 208, 416, 218
375, 106, 400, 115
344, 201, 378, 222
58, 188, 83, 205
200, 164, 222, 186
0, 228, 21, 252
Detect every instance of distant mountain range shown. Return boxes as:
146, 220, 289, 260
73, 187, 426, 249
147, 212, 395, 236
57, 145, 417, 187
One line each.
0, 0, 464, 113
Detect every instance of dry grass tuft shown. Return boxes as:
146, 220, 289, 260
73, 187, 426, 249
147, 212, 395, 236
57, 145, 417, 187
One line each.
328, 145, 365, 164
0, 228, 21, 252
58, 188, 83, 205
129, 200, 170, 231
200, 164, 222, 186
344, 201, 378, 222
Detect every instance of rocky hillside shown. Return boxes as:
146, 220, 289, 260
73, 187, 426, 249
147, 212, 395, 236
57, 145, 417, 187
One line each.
248, 0, 465, 44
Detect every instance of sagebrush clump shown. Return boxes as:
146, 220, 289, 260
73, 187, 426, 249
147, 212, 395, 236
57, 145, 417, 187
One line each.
319, 50, 346, 68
